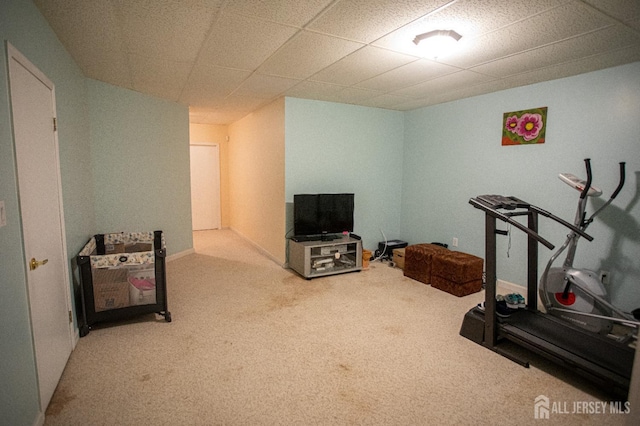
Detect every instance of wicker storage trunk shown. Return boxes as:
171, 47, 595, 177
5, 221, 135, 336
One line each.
431, 251, 484, 297
403, 244, 449, 284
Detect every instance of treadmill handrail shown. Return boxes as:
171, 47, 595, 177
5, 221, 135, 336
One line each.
469, 197, 594, 248
469, 198, 554, 249
528, 205, 593, 242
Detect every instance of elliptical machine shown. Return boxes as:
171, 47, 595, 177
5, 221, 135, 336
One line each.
539, 158, 639, 338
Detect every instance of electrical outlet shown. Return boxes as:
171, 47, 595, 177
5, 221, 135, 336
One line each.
0, 200, 6, 227
452, 237, 458, 247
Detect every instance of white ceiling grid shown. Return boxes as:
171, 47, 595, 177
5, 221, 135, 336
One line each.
33, 0, 640, 125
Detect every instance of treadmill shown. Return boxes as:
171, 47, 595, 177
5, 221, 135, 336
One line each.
459, 194, 635, 398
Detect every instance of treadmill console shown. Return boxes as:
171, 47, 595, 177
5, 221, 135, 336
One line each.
475, 194, 529, 210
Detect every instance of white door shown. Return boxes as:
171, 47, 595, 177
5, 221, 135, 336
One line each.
190, 144, 221, 230
8, 44, 73, 412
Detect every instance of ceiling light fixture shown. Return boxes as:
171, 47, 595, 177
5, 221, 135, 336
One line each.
413, 29, 462, 59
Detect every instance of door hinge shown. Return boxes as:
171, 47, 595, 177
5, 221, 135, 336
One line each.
68, 310, 73, 323
53, 117, 57, 132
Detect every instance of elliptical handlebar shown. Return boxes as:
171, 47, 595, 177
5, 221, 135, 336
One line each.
611, 162, 626, 200
580, 158, 593, 200
585, 161, 626, 224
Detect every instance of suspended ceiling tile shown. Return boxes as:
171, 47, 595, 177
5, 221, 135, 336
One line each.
68, 41, 132, 88
440, 2, 619, 69
582, 0, 640, 23
392, 97, 439, 111
424, 78, 509, 105
129, 55, 192, 102
82, 54, 133, 90
355, 58, 460, 92
257, 31, 364, 79
190, 108, 249, 125
33, 0, 640, 125
188, 106, 213, 117
33, 0, 125, 73
284, 81, 347, 100
33, 0, 120, 46
626, 17, 640, 31
391, 70, 494, 98
307, 0, 450, 43
371, 1, 563, 58
328, 87, 384, 104
190, 94, 272, 114
214, 94, 273, 111
188, 108, 212, 124
372, 0, 565, 56
357, 94, 416, 109
182, 93, 236, 110
188, 96, 239, 111
471, 25, 640, 78
198, 12, 299, 71
113, 0, 220, 63
232, 74, 301, 98
310, 46, 418, 86
221, 0, 334, 27
179, 65, 252, 105
500, 45, 640, 90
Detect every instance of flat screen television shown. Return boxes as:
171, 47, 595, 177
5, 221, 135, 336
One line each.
293, 193, 354, 237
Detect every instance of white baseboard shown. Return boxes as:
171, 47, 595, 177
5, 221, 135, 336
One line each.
33, 411, 45, 426
230, 227, 286, 268
496, 279, 524, 295
167, 248, 195, 262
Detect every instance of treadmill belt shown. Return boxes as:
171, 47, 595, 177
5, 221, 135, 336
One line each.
501, 310, 634, 379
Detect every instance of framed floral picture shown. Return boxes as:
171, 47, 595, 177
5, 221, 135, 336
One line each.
502, 107, 547, 145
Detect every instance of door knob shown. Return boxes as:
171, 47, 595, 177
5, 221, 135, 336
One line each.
29, 258, 48, 271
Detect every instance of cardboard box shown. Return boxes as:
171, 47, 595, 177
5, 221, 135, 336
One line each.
392, 248, 405, 269
92, 268, 130, 312
377, 240, 408, 259
104, 243, 125, 254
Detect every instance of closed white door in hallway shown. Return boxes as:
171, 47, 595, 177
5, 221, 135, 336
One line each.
190, 144, 221, 230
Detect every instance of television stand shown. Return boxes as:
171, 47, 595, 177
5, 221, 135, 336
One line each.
289, 236, 362, 279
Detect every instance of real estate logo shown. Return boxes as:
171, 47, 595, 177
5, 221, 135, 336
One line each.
534, 395, 631, 419
534, 395, 550, 419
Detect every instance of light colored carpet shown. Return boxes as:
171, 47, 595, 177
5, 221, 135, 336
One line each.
44, 230, 627, 425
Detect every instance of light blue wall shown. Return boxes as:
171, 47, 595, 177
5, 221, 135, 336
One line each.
285, 98, 404, 251
0, 0, 94, 424
88, 80, 193, 256
402, 62, 640, 311
1, 3, 193, 423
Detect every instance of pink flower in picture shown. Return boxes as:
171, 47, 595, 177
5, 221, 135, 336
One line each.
517, 113, 543, 141
505, 115, 519, 133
